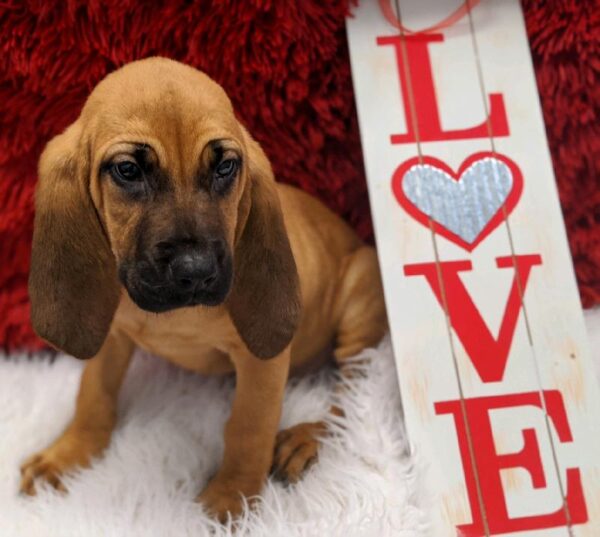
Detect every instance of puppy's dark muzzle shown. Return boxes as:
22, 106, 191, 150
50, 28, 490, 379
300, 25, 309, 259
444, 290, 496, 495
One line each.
123, 238, 232, 312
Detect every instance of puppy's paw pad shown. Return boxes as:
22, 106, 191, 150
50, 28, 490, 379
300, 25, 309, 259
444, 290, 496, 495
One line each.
272, 422, 324, 483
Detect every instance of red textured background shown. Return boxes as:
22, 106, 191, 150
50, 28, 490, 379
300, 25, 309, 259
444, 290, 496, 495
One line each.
0, 0, 598, 352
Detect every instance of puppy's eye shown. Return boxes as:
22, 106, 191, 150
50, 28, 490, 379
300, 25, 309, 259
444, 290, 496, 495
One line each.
113, 161, 142, 182
213, 159, 238, 194
216, 159, 237, 178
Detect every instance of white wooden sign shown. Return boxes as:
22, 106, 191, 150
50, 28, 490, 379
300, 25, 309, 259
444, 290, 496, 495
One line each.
346, 1, 600, 535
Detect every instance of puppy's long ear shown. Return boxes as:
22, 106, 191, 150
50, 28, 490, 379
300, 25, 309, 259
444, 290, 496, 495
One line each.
227, 129, 301, 359
29, 122, 120, 359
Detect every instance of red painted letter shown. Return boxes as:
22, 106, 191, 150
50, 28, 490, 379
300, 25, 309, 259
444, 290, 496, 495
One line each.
377, 34, 509, 144
435, 391, 587, 535
404, 255, 542, 382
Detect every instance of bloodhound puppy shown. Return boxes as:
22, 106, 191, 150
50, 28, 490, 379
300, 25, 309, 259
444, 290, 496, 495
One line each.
22, 57, 386, 521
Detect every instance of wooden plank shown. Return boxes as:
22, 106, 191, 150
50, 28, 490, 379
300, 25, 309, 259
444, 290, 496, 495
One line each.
469, 3, 600, 536
346, 1, 600, 535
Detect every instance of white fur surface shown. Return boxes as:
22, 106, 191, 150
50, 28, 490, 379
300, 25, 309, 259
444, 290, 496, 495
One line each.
1, 310, 598, 537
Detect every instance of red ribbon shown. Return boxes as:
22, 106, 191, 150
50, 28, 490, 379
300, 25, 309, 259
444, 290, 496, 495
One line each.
378, 0, 481, 35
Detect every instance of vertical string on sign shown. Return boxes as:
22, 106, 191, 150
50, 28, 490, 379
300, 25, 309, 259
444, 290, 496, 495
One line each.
392, 1, 491, 535
464, 0, 574, 533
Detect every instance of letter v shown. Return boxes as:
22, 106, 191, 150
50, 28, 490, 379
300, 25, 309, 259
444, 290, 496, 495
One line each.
404, 255, 542, 382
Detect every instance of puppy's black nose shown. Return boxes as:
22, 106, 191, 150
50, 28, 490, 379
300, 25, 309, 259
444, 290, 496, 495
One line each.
168, 247, 218, 292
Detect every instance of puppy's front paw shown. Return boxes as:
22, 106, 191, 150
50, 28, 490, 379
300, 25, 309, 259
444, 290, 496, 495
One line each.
197, 474, 262, 522
19, 429, 109, 496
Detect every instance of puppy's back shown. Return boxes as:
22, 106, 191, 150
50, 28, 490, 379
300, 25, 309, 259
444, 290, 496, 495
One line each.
276, 183, 364, 261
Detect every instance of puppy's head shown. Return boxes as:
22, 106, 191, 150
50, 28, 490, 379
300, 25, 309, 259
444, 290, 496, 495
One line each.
29, 57, 300, 360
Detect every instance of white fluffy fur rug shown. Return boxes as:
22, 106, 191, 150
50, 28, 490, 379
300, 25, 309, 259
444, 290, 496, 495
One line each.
1, 310, 599, 537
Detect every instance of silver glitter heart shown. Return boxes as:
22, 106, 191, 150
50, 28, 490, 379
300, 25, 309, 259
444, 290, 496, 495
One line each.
402, 157, 513, 244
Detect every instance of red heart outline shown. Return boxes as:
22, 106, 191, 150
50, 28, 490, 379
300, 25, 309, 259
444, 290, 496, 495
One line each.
391, 151, 523, 252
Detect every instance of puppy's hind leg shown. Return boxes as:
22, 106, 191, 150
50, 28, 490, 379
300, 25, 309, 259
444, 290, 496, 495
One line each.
20, 332, 134, 495
330, 246, 387, 362
272, 246, 387, 483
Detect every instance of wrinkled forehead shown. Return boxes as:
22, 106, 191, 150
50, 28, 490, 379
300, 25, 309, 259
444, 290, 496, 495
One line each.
81, 59, 242, 169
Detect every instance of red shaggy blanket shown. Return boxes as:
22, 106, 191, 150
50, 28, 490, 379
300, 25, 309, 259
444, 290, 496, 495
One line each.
0, 1, 598, 352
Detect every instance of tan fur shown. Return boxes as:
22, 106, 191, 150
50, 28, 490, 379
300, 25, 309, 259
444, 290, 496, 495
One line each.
23, 57, 387, 521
